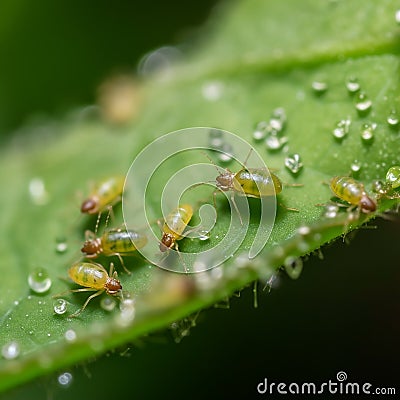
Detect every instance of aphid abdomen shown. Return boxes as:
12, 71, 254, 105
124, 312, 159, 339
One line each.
102, 229, 147, 255
233, 169, 282, 197
330, 176, 363, 205
68, 262, 108, 290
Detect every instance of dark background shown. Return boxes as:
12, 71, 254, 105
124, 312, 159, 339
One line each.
2, 0, 399, 398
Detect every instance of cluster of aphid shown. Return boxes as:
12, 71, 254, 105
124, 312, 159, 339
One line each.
57, 155, 400, 317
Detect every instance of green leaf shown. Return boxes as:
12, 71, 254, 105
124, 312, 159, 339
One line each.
1, 0, 400, 393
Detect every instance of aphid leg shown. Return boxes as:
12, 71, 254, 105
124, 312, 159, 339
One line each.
69, 289, 104, 318
84, 229, 96, 241
112, 253, 131, 275
229, 192, 243, 225
174, 242, 189, 274
278, 202, 299, 212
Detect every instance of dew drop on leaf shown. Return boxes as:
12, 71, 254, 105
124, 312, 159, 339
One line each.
53, 299, 68, 315
1, 341, 20, 360
28, 268, 52, 294
345, 77, 360, 94
284, 153, 303, 174
355, 92, 372, 114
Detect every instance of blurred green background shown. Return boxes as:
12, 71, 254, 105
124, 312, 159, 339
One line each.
2, 0, 399, 398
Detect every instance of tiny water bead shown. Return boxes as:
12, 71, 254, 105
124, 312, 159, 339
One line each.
345, 77, 360, 94
201, 81, 224, 102
360, 122, 376, 143
58, 372, 73, 388
100, 296, 117, 312
324, 203, 339, 218
64, 329, 77, 342
218, 143, 234, 163
53, 299, 68, 315
332, 118, 351, 140
208, 128, 224, 148
198, 230, 211, 241
284, 153, 303, 174
311, 80, 328, 95
28, 268, 52, 293
252, 121, 268, 141
355, 92, 372, 114
386, 166, 400, 189
265, 135, 288, 151
2, 341, 20, 360
371, 180, 391, 195
387, 110, 399, 128
350, 160, 362, 173
283, 257, 303, 280
55, 239, 68, 254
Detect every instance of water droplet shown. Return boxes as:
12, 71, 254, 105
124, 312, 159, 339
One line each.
332, 118, 351, 140
28, 177, 49, 205
265, 135, 288, 150
198, 230, 211, 241
386, 165, 400, 188
58, 372, 73, 387
64, 329, 77, 342
371, 180, 391, 195
270, 107, 287, 130
218, 143, 234, 163
137, 46, 181, 78
252, 121, 268, 141
208, 128, 224, 149
345, 77, 360, 94
202, 81, 223, 102
28, 268, 52, 293
53, 299, 68, 315
324, 204, 339, 218
116, 299, 135, 327
387, 110, 399, 128
395, 9, 400, 24
311, 80, 328, 94
2, 341, 20, 360
100, 296, 116, 312
284, 153, 303, 174
355, 92, 372, 114
297, 226, 311, 236
13, 300, 19, 306
350, 160, 362, 173
55, 241, 68, 254
360, 122, 376, 143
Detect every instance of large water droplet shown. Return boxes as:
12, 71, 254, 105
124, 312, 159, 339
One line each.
345, 77, 360, 94
284, 153, 303, 174
332, 118, 351, 140
137, 46, 181, 78
28, 268, 52, 293
53, 299, 68, 315
355, 92, 372, 114
58, 372, 73, 388
2, 341, 20, 360
386, 166, 400, 188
